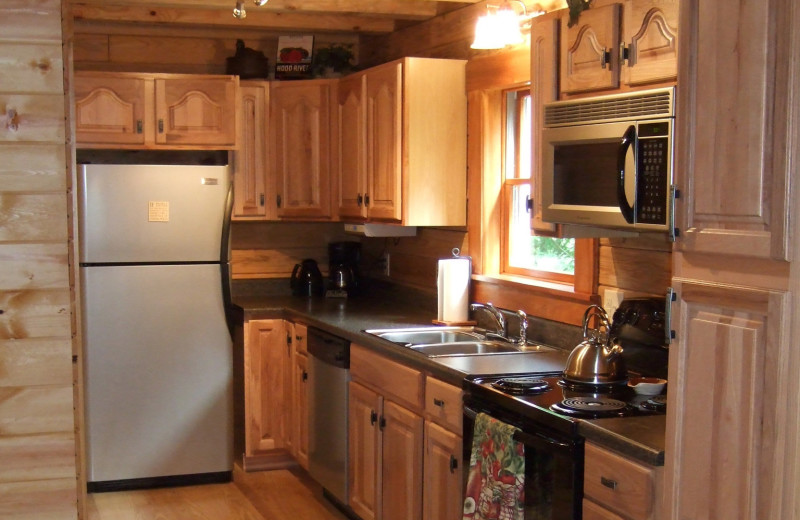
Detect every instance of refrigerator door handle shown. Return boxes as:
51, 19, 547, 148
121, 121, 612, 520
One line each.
221, 180, 235, 338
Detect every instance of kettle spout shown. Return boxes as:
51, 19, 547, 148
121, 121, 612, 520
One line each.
605, 342, 624, 358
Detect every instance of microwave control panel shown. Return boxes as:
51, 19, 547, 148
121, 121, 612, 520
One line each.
635, 121, 671, 225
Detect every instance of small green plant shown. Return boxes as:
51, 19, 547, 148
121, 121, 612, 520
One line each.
312, 43, 355, 76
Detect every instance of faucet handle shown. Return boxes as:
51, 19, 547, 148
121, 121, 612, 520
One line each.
516, 310, 528, 346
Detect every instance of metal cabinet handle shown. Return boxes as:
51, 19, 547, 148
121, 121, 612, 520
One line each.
433, 398, 445, 408
158, 118, 164, 133
364, 193, 370, 207
370, 410, 378, 425
357, 193, 363, 206
136, 119, 143, 134
259, 193, 265, 206
302, 370, 308, 382
276, 194, 282, 208
601, 48, 612, 69
600, 476, 617, 490
449, 455, 458, 473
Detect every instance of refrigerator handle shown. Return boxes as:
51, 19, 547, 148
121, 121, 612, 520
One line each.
221, 180, 235, 339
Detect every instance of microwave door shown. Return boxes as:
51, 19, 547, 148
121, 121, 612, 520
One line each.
617, 125, 637, 224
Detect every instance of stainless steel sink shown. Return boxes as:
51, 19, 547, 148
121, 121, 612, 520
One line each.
363, 326, 553, 357
410, 341, 520, 357
368, 327, 483, 347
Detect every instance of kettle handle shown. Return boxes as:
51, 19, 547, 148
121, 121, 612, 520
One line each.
582, 305, 610, 341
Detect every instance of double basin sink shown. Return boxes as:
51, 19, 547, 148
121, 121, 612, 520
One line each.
364, 326, 553, 358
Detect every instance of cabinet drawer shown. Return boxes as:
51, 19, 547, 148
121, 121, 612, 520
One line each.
424, 377, 462, 433
351, 344, 424, 410
583, 499, 625, 520
584, 443, 656, 519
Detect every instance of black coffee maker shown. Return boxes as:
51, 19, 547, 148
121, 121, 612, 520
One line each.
328, 241, 361, 296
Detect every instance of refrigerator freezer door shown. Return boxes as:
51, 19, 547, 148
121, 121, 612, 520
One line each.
83, 263, 233, 482
79, 164, 230, 264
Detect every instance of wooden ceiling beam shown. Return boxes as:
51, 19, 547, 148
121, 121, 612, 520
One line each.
70, 4, 398, 33
69, 0, 454, 20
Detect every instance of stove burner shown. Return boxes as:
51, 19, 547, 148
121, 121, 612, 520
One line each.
561, 397, 626, 412
550, 396, 631, 418
641, 394, 667, 412
491, 377, 551, 395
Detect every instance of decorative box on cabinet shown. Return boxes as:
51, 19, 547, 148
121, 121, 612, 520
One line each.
560, 0, 678, 94
336, 57, 467, 226
270, 79, 337, 220
74, 71, 238, 149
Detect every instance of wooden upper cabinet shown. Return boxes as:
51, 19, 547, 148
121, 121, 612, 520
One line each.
561, 4, 621, 93
337, 58, 467, 227
74, 72, 238, 149
233, 82, 271, 220
337, 73, 368, 220
675, 0, 789, 260
74, 73, 147, 146
530, 14, 560, 235
270, 79, 336, 220
560, 0, 678, 94
365, 62, 404, 222
623, 0, 679, 86
154, 76, 237, 147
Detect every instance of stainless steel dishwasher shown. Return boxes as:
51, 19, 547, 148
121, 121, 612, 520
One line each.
307, 326, 350, 506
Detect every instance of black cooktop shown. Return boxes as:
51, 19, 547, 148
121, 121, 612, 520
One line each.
464, 373, 666, 436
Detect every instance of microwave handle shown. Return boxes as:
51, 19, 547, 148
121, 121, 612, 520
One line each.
617, 125, 636, 224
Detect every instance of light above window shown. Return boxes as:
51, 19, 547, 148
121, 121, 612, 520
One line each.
471, 1, 545, 50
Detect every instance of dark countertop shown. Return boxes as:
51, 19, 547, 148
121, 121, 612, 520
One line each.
232, 281, 666, 466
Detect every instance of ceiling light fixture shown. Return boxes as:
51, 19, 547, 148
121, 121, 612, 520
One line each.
471, 1, 546, 50
233, 1, 246, 19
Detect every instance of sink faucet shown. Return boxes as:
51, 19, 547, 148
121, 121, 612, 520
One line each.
470, 302, 506, 339
516, 310, 528, 346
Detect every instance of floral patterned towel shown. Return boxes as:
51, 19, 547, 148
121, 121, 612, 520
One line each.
463, 413, 525, 520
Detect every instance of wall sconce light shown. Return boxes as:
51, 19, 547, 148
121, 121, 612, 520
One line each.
233, 1, 246, 19
471, 1, 546, 50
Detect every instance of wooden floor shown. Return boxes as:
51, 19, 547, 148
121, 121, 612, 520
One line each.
87, 466, 350, 520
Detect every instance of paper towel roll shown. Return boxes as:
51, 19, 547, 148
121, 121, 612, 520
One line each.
437, 257, 470, 323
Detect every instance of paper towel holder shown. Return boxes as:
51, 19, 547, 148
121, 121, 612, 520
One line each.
432, 248, 477, 326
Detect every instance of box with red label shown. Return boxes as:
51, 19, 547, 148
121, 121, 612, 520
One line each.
276, 35, 314, 79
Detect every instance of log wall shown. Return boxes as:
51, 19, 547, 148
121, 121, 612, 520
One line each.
0, 0, 80, 518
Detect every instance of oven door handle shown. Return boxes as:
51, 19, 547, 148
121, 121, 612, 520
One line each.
464, 406, 579, 456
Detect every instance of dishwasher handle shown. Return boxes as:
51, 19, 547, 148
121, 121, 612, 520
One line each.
307, 326, 350, 368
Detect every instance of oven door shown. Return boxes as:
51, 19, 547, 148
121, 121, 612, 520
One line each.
464, 402, 584, 520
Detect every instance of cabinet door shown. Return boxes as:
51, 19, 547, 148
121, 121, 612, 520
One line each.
365, 62, 403, 222
382, 400, 424, 520
423, 422, 463, 520
623, 0, 678, 85
348, 381, 381, 520
292, 351, 309, 470
154, 76, 237, 147
675, 0, 790, 260
337, 73, 368, 220
244, 319, 287, 454
561, 3, 621, 94
529, 15, 560, 235
271, 80, 334, 219
233, 83, 270, 220
664, 279, 789, 519
74, 74, 147, 145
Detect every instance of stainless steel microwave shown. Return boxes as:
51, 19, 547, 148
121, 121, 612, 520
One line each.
541, 87, 676, 236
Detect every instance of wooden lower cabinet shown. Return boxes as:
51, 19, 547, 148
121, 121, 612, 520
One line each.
423, 422, 463, 520
583, 442, 661, 520
348, 344, 463, 520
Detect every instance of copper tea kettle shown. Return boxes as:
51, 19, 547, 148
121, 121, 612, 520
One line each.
563, 305, 628, 385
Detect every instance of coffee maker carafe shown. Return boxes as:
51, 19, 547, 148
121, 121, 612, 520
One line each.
328, 241, 361, 296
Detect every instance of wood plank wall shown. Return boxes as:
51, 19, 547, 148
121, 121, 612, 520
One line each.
0, 1, 81, 518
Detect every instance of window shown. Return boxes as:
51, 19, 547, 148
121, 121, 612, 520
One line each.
501, 88, 576, 284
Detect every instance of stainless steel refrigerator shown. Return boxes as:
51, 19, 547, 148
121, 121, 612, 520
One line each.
79, 162, 234, 491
